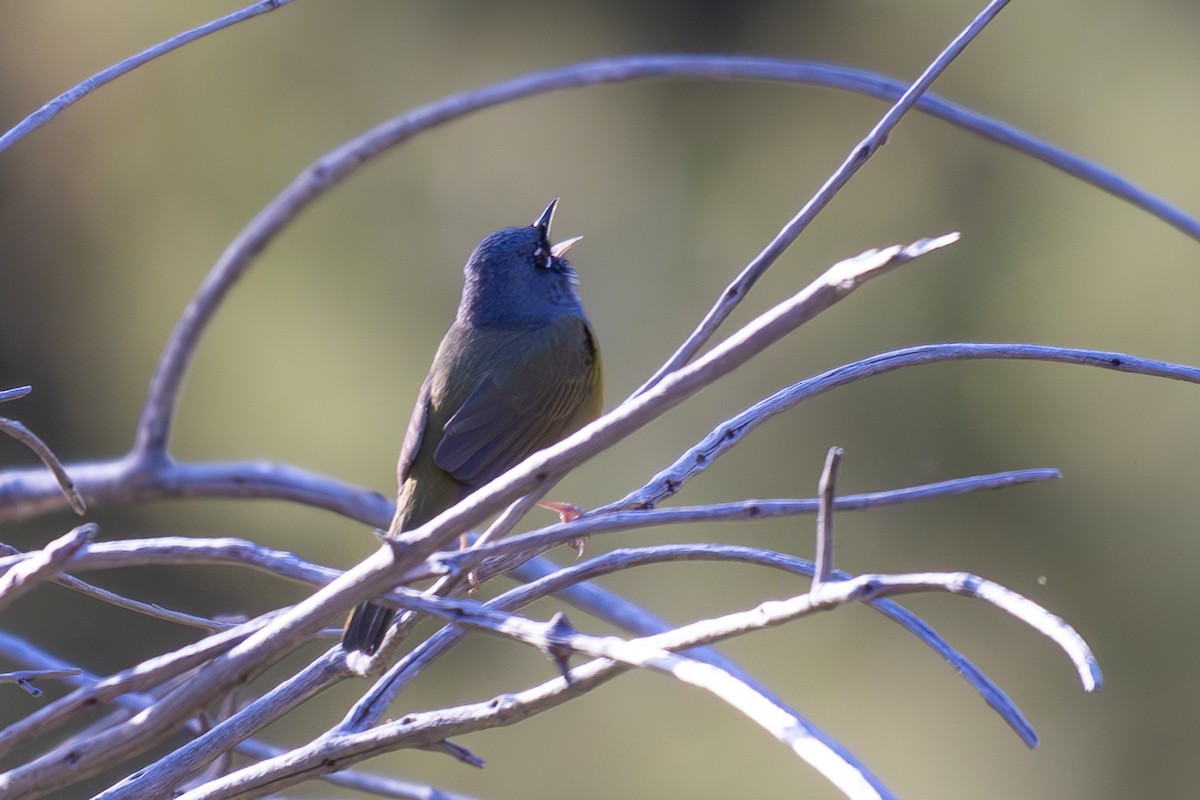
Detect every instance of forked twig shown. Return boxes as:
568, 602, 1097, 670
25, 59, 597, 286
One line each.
0, 670, 82, 699
0, 387, 86, 514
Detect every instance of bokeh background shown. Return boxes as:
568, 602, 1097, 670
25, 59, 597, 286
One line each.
2, 2, 1199, 798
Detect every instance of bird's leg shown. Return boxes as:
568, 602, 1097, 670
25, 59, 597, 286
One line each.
537, 499, 588, 556
537, 499, 584, 522
458, 533, 481, 591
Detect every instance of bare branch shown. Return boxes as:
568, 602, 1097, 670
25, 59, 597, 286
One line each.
610, 343, 1200, 511
0, 1, 295, 154
0, 387, 32, 403
434, 468, 1057, 584
635, 0, 1011, 395
0, 669, 81, 698
0, 457, 391, 526
0, 392, 86, 514
236, 735, 486, 800
1, 343, 1193, 526
813, 447, 844, 589
0, 614, 279, 760
0, 543, 249, 631
419, 542, 1040, 747
0, 631, 455, 800
95, 650, 349, 800
130, 52, 1198, 464
179, 563, 1091, 800
0, 525, 96, 612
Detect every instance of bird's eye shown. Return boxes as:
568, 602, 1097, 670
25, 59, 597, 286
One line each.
532, 246, 553, 270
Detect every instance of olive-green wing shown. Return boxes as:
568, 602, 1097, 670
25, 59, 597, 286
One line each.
433, 317, 598, 486
396, 374, 433, 485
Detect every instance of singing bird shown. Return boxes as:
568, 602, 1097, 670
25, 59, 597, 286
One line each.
343, 199, 602, 655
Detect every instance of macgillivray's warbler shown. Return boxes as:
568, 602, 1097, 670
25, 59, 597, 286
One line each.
343, 199, 603, 655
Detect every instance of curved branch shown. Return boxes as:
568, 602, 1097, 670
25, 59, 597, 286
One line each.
0, 1, 294, 154
182, 563, 1094, 800
611, 343, 1200, 510
132, 54, 1200, 460
0, 456, 391, 525
354, 542, 1041, 747
0, 387, 86, 514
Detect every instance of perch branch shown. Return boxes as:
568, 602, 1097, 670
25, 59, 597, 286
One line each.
0, 474, 1060, 591
436, 468, 1057, 585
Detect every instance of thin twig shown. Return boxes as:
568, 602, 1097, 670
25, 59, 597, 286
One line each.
634, 0, 1012, 396
813, 447, 843, 589
95, 650, 349, 800
0, 525, 96, 612
433, 468, 1060, 582
607, 342, 1200, 512
402, 569, 1099, 696
0, 409, 86, 514
0, 614, 282, 759
0, 1, 295, 154
0, 387, 32, 403
0, 543, 246, 631
0, 669, 81, 698
0, 471, 1059, 595
0, 631, 455, 800
0, 457, 391, 525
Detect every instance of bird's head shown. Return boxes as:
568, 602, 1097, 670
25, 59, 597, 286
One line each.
459, 198, 587, 326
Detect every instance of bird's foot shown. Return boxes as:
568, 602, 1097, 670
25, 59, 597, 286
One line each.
537, 499, 588, 556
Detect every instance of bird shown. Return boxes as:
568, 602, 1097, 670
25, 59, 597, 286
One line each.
343, 199, 603, 656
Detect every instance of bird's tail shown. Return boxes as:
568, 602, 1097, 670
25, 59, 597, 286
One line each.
343, 600, 395, 655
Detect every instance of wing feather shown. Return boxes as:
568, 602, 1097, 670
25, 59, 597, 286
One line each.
433, 317, 597, 486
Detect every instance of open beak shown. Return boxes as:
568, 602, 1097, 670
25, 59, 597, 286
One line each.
534, 198, 559, 237
550, 235, 583, 258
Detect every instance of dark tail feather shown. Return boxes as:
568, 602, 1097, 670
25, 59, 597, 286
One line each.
343, 600, 395, 655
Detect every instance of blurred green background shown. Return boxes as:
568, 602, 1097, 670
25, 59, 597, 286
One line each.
2, 1, 1199, 798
